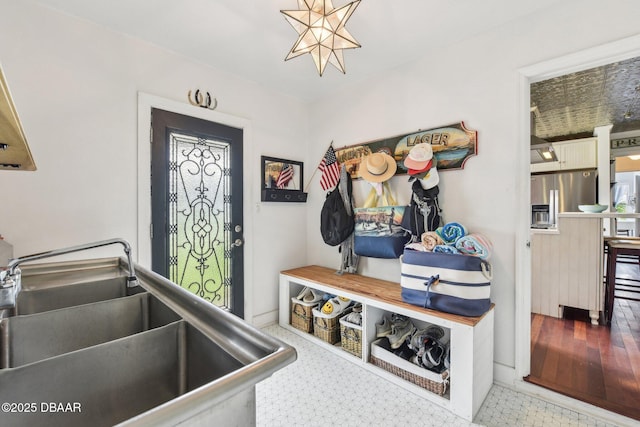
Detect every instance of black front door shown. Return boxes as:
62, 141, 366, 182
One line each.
150, 108, 244, 318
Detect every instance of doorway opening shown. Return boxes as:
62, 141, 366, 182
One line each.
518, 36, 640, 422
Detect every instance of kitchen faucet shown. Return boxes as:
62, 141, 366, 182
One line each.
0, 238, 139, 312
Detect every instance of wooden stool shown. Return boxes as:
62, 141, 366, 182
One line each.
604, 238, 640, 325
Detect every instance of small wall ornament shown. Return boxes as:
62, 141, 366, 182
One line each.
188, 89, 218, 110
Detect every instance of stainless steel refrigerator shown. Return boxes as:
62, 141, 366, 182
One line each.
530, 169, 597, 227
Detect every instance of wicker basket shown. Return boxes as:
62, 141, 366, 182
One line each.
312, 307, 351, 344
290, 298, 317, 333
339, 317, 362, 358
370, 339, 449, 396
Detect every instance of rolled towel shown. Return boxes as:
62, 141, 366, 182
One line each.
433, 244, 460, 254
455, 233, 493, 259
421, 231, 443, 251
436, 222, 467, 245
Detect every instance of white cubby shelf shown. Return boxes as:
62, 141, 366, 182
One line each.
279, 265, 494, 422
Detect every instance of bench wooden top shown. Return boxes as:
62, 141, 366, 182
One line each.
281, 265, 493, 327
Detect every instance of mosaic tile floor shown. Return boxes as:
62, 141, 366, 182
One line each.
256, 325, 621, 427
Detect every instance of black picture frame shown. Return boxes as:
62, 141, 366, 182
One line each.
261, 156, 308, 202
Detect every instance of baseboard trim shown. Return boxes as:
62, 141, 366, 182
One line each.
252, 309, 278, 328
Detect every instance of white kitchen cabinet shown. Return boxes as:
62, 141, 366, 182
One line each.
555, 137, 597, 170
530, 137, 597, 173
279, 265, 494, 422
530, 160, 561, 173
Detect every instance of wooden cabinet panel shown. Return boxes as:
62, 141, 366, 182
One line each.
530, 217, 602, 324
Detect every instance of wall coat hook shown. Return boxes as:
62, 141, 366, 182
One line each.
188, 89, 218, 110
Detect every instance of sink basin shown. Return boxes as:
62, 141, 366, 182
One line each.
0, 321, 245, 427
0, 256, 296, 426
1, 292, 180, 367
16, 276, 135, 315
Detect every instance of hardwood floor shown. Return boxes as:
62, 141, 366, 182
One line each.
527, 262, 640, 421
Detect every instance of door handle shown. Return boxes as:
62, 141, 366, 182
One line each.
231, 238, 243, 247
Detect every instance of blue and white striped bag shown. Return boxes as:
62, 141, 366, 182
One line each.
400, 249, 492, 317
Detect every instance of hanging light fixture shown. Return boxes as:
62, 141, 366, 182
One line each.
281, 0, 361, 76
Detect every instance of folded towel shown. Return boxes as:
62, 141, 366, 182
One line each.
436, 222, 467, 245
433, 244, 460, 254
421, 231, 443, 251
455, 233, 493, 259
405, 242, 429, 252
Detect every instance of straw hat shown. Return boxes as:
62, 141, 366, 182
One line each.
359, 152, 397, 183
404, 143, 433, 170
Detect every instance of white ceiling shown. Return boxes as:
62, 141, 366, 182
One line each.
32, 0, 565, 102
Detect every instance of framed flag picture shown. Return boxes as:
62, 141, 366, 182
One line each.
261, 156, 307, 202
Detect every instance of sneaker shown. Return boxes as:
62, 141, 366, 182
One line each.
388, 319, 416, 349
344, 310, 362, 326
408, 325, 445, 353
443, 343, 450, 370
375, 316, 391, 338
392, 341, 414, 361
421, 340, 445, 370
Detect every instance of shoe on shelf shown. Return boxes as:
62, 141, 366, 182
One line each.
320, 296, 351, 317
392, 341, 414, 361
421, 340, 445, 370
444, 343, 450, 370
295, 287, 323, 304
344, 309, 362, 325
375, 316, 392, 338
408, 325, 445, 354
390, 313, 410, 327
388, 319, 416, 349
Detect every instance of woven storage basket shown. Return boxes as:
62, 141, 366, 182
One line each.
370, 339, 449, 396
339, 317, 362, 358
290, 298, 317, 333
312, 307, 351, 344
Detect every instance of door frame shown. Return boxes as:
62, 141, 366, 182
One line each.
514, 34, 640, 412
137, 92, 254, 322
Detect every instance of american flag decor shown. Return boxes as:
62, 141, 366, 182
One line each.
276, 163, 294, 189
318, 145, 341, 191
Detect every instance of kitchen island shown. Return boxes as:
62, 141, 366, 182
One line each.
530, 212, 640, 325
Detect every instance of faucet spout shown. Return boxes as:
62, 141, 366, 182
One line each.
0, 238, 140, 310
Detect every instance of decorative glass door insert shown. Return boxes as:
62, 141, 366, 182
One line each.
168, 132, 231, 308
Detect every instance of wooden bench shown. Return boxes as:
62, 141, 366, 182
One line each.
279, 265, 495, 421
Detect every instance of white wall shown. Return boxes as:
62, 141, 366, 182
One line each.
0, 1, 309, 323
2, 0, 640, 377
305, 0, 640, 371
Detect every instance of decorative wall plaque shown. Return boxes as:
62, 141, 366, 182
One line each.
335, 122, 477, 179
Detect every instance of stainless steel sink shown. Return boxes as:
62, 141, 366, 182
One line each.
0, 255, 296, 427
16, 276, 134, 315
1, 292, 180, 367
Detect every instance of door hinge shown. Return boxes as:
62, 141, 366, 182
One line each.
150, 223, 153, 239
150, 126, 153, 144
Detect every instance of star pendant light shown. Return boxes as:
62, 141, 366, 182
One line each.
281, 0, 361, 76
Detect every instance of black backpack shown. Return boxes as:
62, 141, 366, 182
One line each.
402, 180, 442, 238
320, 177, 354, 246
